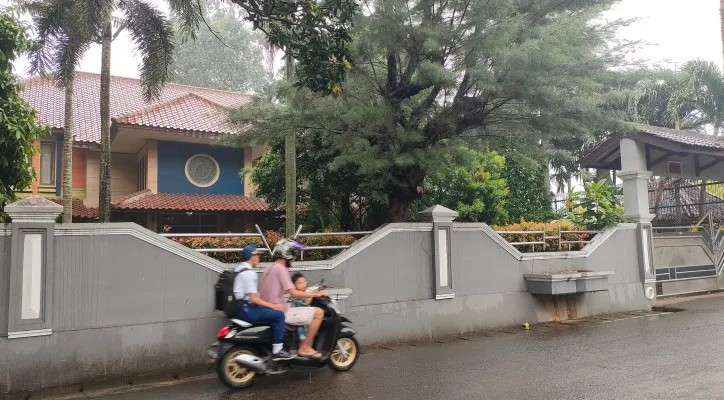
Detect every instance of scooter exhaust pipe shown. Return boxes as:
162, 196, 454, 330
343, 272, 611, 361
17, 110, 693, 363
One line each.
234, 354, 267, 373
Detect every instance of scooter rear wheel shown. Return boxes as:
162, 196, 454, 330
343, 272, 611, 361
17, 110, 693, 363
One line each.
328, 337, 360, 372
218, 345, 258, 389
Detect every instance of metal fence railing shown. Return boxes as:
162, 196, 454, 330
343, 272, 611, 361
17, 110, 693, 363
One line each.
649, 180, 724, 226
293, 225, 373, 260
160, 224, 273, 255
162, 224, 600, 261
494, 230, 601, 252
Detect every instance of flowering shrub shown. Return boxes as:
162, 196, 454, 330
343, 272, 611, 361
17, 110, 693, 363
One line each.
171, 230, 357, 263
493, 220, 593, 252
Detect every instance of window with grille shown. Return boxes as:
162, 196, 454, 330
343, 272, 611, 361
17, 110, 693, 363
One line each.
39, 141, 56, 186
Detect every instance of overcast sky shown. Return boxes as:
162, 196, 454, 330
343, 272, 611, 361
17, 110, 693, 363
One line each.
9, 0, 724, 78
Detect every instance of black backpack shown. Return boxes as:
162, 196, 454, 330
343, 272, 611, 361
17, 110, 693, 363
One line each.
214, 268, 248, 318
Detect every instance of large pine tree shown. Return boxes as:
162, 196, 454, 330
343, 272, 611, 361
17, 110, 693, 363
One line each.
236, 0, 634, 222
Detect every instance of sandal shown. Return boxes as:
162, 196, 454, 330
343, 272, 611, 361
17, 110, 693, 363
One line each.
297, 351, 323, 360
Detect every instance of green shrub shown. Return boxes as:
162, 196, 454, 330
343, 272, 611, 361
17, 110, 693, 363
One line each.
566, 179, 628, 230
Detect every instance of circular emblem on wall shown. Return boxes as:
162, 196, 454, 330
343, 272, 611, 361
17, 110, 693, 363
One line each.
185, 154, 220, 187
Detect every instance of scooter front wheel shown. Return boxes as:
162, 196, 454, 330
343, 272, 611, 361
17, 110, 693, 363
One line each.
218, 345, 258, 389
328, 337, 360, 372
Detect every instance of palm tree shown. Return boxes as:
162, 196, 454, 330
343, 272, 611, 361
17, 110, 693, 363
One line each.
97, 0, 202, 222
23, 0, 96, 223
283, 53, 297, 236
25, 0, 202, 222
671, 60, 724, 216
674, 60, 724, 136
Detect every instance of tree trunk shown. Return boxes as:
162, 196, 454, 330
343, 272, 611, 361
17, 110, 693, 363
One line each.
387, 196, 413, 222
61, 82, 74, 223
720, 0, 724, 68
284, 53, 296, 236
98, 21, 112, 222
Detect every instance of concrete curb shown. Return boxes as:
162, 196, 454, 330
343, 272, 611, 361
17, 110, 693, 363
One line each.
4, 368, 214, 400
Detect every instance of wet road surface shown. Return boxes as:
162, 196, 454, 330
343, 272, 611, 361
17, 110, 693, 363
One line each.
73, 296, 724, 399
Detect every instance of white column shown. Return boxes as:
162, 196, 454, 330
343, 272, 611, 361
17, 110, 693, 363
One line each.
418, 205, 458, 300
619, 138, 655, 223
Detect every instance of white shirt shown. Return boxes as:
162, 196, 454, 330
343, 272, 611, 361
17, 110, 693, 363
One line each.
232, 262, 258, 301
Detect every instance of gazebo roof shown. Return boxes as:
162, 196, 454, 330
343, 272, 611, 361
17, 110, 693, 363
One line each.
580, 124, 724, 171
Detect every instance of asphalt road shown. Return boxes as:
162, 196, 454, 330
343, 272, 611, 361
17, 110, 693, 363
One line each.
72, 296, 724, 400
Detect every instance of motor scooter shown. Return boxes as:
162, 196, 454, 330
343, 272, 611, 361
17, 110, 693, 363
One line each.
207, 283, 359, 389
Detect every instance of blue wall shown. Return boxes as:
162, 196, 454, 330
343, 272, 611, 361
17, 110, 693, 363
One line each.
157, 141, 244, 195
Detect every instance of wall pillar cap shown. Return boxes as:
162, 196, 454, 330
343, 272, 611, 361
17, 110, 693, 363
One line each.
418, 205, 459, 222
618, 170, 653, 180
625, 213, 656, 224
4, 196, 63, 223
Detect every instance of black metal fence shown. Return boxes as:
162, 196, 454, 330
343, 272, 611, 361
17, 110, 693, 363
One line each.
649, 179, 724, 226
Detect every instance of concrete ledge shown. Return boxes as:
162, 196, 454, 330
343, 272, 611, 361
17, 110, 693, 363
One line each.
523, 271, 613, 295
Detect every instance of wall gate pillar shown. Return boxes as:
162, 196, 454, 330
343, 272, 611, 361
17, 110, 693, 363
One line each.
4, 196, 62, 338
418, 205, 458, 300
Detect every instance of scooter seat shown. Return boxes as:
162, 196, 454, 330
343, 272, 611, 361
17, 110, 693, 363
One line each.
230, 319, 252, 328
230, 319, 273, 328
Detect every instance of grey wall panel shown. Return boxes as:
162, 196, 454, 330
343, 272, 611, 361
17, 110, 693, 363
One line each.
585, 227, 641, 285
0, 222, 652, 394
297, 230, 434, 307
653, 236, 714, 268
452, 230, 527, 296
53, 234, 219, 331
345, 282, 648, 346
0, 236, 10, 337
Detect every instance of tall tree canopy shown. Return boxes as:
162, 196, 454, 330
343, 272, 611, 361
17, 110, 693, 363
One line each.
0, 11, 47, 219
170, 6, 270, 92
236, 0, 632, 222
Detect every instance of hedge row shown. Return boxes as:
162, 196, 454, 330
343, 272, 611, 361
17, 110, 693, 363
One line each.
493, 220, 594, 253
173, 221, 594, 262
171, 230, 356, 263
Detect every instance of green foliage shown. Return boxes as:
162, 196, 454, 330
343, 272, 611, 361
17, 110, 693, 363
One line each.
674, 60, 724, 132
170, 11, 270, 92
228, 0, 357, 95
412, 148, 509, 224
249, 135, 387, 231
501, 154, 555, 222
494, 220, 591, 253
566, 179, 627, 230
0, 12, 47, 221
234, 0, 633, 222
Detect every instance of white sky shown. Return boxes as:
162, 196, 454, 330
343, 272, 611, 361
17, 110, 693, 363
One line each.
8, 0, 724, 78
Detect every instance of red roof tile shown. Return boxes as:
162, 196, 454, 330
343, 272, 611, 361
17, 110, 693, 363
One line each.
49, 198, 98, 219
113, 93, 238, 134
114, 191, 270, 212
21, 72, 251, 144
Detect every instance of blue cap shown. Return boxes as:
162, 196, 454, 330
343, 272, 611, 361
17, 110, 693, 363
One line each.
241, 245, 259, 261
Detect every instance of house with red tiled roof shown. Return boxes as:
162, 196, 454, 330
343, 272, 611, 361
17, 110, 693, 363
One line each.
20, 72, 280, 233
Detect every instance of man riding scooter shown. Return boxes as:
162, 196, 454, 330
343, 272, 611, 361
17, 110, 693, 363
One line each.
259, 239, 327, 359
232, 245, 294, 360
